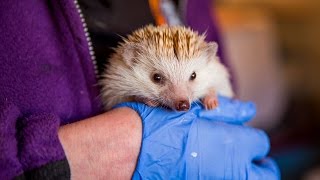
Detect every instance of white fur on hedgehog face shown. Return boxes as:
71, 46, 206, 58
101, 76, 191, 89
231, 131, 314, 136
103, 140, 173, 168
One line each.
127, 51, 217, 110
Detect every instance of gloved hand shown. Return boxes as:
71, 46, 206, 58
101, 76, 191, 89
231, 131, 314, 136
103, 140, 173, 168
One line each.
114, 96, 280, 179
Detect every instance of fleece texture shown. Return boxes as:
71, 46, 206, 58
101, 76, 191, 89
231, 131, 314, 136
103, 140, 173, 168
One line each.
0, 0, 101, 179
0, 101, 23, 179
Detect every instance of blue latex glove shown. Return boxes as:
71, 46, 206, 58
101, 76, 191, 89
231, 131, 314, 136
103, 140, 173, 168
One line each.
114, 96, 280, 179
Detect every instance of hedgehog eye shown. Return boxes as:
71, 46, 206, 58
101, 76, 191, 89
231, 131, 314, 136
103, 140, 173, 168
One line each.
190, 72, 196, 81
152, 73, 164, 84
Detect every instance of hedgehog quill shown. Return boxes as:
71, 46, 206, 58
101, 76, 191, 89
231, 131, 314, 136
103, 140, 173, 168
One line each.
100, 25, 234, 111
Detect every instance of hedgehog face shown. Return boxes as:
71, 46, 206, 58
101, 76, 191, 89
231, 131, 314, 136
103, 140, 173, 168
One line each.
127, 51, 214, 111
152, 58, 210, 111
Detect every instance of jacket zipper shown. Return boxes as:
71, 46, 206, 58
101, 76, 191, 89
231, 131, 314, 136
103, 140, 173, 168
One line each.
73, 0, 99, 78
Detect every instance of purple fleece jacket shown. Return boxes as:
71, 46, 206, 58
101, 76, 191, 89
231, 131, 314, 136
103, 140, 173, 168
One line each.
0, 0, 101, 179
0, 0, 229, 179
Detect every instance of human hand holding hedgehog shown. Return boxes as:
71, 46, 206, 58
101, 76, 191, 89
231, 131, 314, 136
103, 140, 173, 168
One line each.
99, 25, 279, 179
114, 99, 279, 179
100, 25, 233, 111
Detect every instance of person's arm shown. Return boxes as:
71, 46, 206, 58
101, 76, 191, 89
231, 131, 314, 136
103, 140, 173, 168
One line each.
58, 107, 142, 179
0, 102, 141, 179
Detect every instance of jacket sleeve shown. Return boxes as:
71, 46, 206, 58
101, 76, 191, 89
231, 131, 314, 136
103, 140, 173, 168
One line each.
0, 99, 71, 180
0, 100, 23, 180
18, 112, 70, 180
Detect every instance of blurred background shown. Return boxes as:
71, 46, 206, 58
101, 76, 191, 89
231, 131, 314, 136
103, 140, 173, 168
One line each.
79, 0, 320, 179
214, 1, 320, 179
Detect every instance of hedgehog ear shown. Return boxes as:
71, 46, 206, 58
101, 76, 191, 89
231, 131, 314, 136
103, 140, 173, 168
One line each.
206, 42, 218, 58
122, 43, 138, 66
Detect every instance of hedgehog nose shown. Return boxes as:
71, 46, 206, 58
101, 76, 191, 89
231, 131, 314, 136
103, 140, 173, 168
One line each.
176, 100, 190, 111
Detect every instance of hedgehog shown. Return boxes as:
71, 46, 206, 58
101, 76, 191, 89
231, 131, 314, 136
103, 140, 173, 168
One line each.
100, 25, 234, 111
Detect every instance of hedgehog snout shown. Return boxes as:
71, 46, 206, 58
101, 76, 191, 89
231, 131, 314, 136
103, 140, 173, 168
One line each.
175, 100, 190, 111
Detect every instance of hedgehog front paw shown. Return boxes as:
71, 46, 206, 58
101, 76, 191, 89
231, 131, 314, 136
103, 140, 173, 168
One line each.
202, 95, 219, 110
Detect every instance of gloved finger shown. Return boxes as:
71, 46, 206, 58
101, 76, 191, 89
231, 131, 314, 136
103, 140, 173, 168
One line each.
248, 158, 281, 180
198, 96, 256, 124
239, 127, 270, 160
196, 121, 270, 161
